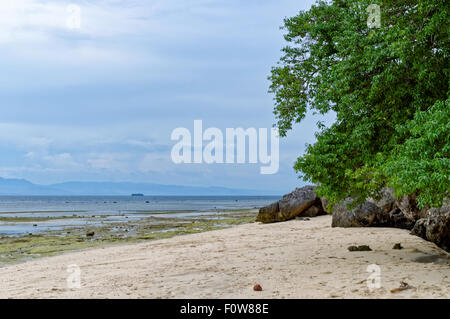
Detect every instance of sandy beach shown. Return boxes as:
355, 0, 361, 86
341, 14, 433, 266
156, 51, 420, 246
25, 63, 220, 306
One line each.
0, 215, 449, 299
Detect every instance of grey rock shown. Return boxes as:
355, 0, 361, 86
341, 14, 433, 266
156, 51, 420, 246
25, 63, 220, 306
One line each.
411, 218, 427, 239
320, 198, 331, 214
332, 200, 389, 228
256, 186, 319, 223
368, 188, 396, 213
301, 204, 326, 217
396, 193, 428, 221
410, 203, 449, 252
278, 186, 318, 216
388, 208, 415, 230
332, 196, 415, 230
425, 205, 450, 252
348, 245, 372, 252
256, 201, 279, 221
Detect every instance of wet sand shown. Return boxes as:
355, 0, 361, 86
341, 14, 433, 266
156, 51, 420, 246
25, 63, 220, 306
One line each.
0, 215, 449, 299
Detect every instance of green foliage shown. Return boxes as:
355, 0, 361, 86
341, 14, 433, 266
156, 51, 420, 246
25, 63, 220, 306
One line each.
269, 0, 449, 208
382, 98, 450, 208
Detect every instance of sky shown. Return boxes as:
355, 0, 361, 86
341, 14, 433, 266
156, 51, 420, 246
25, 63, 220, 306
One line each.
0, 0, 335, 194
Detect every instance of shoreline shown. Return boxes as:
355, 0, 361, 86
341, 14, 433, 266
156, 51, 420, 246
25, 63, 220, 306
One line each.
0, 209, 259, 266
0, 215, 449, 299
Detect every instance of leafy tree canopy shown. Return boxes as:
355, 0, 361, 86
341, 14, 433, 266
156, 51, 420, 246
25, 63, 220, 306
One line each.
269, 0, 449, 209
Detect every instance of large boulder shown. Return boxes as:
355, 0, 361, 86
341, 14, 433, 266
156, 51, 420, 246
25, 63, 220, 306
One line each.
256, 202, 279, 222
333, 189, 420, 230
332, 199, 415, 229
278, 186, 318, 215
256, 186, 322, 223
301, 204, 325, 217
332, 200, 390, 227
388, 208, 416, 229
368, 188, 396, 213
318, 185, 448, 251
320, 198, 331, 214
328, 188, 396, 227
395, 193, 428, 221
411, 204, 450, 252
411, 219, 427, 239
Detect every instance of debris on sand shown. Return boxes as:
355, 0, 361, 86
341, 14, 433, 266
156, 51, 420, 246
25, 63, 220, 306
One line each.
253, 284, 262, 291
348, 245, 372, 252
390, 281, 413, 293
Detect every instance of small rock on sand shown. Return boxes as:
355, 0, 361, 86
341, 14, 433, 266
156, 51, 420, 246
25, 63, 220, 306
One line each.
348, 245, 372, 252
253, 284, 262, 291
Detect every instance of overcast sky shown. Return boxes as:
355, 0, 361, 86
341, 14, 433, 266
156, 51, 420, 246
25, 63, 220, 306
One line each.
0, 0, 335, 194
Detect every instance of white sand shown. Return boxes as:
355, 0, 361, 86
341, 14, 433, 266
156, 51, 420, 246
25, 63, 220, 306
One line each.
0, 215, 449, 299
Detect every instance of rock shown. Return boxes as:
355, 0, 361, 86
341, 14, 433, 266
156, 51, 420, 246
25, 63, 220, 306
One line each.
301, 204, 326, 217
424, 204, 450, 252
365, 189, 419, 229
332, 197, 417, 229
348, 245, 372, 252
410, 203, 449, 252
320, 198, 331, 214
396, 193, 428, 222
411, 218, 427, 239
368, 188, 396, 213
368, 188, 414, 229
392, 243, 403, 250
253, 284, 262, 291
256, 202, 280, 223
278, 186, 318, 216
332, 200, 389, 227
256, 186, 319, 223
388, 208, 415, 229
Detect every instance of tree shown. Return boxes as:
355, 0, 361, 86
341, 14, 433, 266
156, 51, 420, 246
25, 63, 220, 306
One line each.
383, 98, 449, 208
269, 0, 449, 209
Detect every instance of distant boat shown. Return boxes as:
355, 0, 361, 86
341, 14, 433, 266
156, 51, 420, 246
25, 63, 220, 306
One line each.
131, 193, 144, 196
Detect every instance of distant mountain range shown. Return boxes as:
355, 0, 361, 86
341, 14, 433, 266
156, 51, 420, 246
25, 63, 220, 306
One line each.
0, 177, 271, 196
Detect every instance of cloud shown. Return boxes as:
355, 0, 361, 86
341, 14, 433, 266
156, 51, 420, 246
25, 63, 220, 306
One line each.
43, 152, 80, 168
0, 0, 148, 42
0, 0, 325, 193
87, 152, 131, 171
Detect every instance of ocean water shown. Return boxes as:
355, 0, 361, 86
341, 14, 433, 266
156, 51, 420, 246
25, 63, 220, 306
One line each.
0, 196, 279, 236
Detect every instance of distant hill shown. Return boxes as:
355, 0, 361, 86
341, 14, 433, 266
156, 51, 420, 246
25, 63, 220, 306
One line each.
0, 177, 64, 195
0, 177, 270, 196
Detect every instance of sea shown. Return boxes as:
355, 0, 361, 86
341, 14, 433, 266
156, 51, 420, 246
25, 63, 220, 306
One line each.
0, 196, 280, 237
